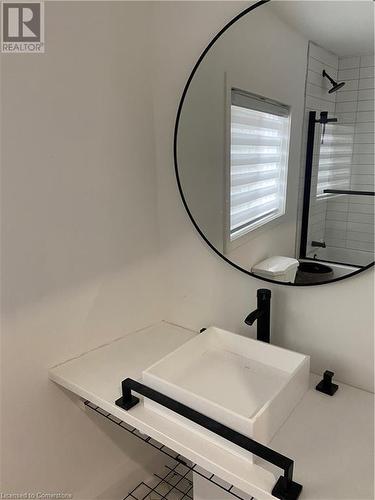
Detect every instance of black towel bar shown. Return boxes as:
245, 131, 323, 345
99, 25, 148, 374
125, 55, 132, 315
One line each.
115, 377, 303, 500
323, 189, 375, 196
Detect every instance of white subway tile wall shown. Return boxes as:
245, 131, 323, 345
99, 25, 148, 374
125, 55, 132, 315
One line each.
324, 54, 374, 266
299, 44, 374, 267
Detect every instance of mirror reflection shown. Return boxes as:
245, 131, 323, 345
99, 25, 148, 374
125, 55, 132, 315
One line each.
176, 0, 374, 285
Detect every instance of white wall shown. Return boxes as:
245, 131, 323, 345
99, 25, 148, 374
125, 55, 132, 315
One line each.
1, 2, 165, 498
151, 1, 374, 393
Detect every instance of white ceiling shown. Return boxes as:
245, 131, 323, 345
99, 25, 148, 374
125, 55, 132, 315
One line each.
269, 1, 374, 57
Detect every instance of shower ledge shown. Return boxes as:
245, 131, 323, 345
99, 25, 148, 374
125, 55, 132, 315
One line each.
49, 321, 374, 500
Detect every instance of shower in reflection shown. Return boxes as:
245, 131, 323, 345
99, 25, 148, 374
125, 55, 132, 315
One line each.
322, 69, 346, 93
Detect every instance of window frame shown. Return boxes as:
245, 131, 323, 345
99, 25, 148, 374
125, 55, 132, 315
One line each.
224, 81, 292, 254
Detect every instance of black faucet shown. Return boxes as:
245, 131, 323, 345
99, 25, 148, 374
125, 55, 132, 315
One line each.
245, 289, 271, 343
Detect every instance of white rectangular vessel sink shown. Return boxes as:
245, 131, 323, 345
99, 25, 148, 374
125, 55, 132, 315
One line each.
142, 327, 309, 460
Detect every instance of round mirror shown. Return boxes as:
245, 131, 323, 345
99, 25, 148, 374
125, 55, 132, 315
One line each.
175, 0, 374, 285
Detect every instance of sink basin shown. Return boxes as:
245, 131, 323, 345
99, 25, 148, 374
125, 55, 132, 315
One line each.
142, 327, 309, 460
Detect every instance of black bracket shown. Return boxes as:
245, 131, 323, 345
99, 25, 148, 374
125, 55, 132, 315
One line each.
272, 476, 303, 500
316, 370, 338, 396
115, 378, 303, 500
115, 379, 140, 410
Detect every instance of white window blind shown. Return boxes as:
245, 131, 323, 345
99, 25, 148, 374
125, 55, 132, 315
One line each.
230, 89, 291, 241
316, 123, 352, 198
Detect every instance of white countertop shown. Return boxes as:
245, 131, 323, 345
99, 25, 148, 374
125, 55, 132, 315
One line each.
49, 322, 374, 500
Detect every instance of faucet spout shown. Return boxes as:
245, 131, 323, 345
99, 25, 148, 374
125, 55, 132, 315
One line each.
245, 308, 262, 326
245, 289, 271, 343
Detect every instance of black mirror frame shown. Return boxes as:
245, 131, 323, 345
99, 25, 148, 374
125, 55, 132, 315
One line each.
173, 0, 374, 286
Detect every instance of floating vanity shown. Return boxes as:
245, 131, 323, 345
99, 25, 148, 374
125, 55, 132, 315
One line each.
49, 322, 374, 500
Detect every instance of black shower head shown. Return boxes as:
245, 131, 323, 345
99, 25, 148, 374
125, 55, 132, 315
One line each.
329, 81, 346, 93
322, 70, 346, 94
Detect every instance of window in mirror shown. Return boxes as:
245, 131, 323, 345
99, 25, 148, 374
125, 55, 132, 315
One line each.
230, 89, 291, 241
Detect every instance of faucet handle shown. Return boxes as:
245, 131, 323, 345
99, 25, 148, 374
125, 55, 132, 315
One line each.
323, 370, 334, 383
316, 370, 339, 396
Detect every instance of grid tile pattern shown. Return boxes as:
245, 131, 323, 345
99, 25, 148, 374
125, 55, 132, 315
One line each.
126, 462, 194, 500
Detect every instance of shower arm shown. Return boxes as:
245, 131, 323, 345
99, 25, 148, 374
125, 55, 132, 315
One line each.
322, 69, 336, 86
